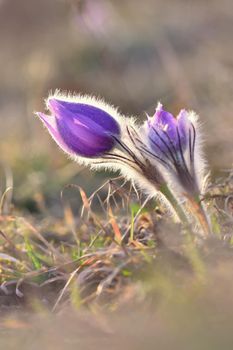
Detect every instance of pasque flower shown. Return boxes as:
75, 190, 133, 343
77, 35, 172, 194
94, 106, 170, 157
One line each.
37, 96, 120, 158
36, 93, 166, 194
37, 92, 210, 236
140, 103, 203, 196
138, 103, 211, 235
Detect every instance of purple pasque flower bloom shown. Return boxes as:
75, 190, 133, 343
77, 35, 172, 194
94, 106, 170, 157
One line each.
37, 96, 121, 158
147, 103, 189, 155
141, 103, 199, 195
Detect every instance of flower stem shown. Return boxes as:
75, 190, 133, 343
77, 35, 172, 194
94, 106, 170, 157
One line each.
185, 194, 212, 237
159, 183, 191, 230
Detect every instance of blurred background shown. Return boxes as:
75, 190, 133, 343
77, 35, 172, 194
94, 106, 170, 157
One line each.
0, 0, 232, 215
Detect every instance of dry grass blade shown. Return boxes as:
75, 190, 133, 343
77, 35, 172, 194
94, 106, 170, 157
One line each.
108, 207, 122, 243
0, 187, 13, 215
52, 266, 81, 312
17, 217, 64, 261
96, 260, 130, 297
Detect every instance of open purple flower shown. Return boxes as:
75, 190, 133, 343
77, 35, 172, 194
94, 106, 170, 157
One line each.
141, 103, 200, 195
37, 96, 121, 158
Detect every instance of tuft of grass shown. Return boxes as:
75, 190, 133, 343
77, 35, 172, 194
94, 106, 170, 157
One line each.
0, 171, 232, 320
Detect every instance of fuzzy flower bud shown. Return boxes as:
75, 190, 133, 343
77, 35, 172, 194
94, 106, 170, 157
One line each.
37, 96, 120, 158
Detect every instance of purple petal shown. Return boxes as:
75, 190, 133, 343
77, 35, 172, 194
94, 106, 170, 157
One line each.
39, 98, 120, 157
56, 111, 116, 157
48, 98, 120, 135
177, 109, 190, 149
37, 112, 75, 155
148, 104, 178, 154
152, 103, 176, 129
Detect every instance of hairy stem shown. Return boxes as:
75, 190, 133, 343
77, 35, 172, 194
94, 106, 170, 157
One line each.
159, 183, 192, 230
185, 194, 212, 237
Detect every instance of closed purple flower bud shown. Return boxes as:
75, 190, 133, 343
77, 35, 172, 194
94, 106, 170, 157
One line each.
37, 96, 121, 158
